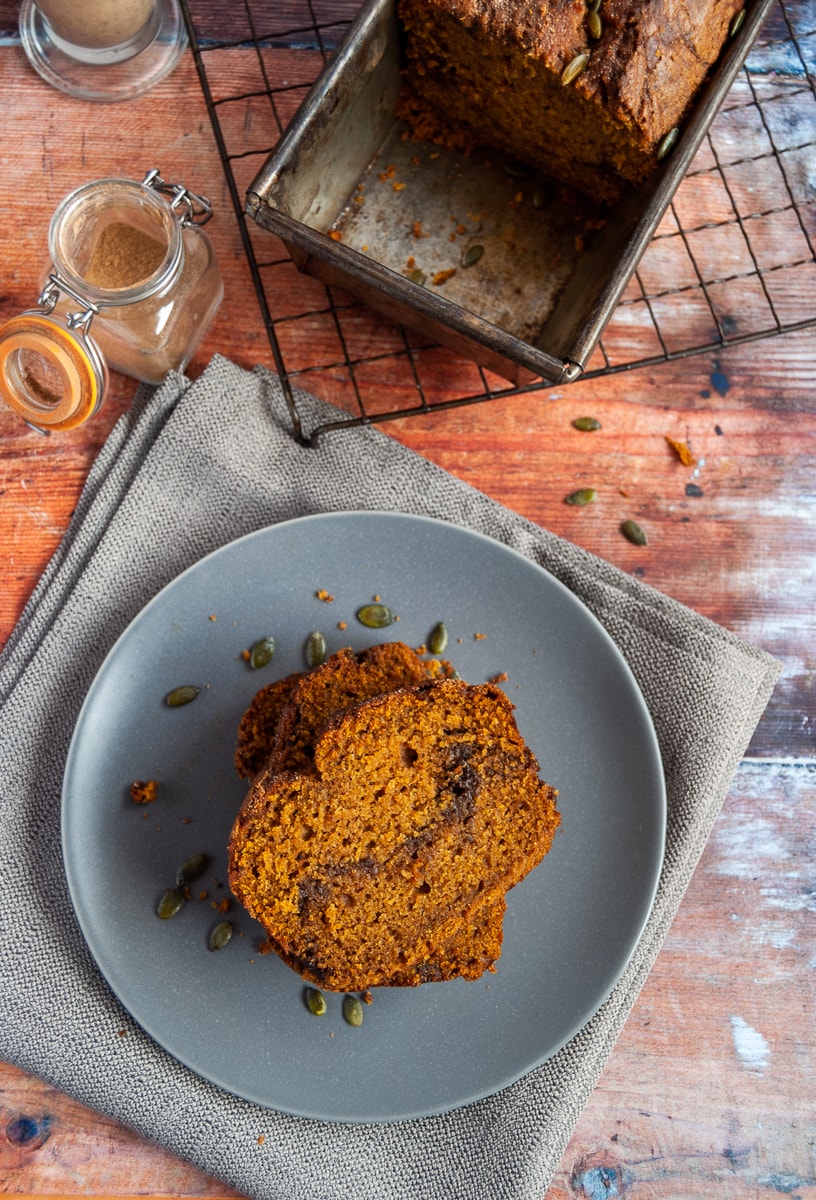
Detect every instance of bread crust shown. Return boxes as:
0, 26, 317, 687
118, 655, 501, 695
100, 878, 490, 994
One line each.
399, 0, 743, 200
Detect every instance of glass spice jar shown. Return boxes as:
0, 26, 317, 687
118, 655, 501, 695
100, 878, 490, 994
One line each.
0, 170, 223, 432
18, 0, 187, 103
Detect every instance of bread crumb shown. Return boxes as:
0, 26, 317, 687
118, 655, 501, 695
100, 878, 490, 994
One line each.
665, 435, 696, 465
129, 779, 158, 805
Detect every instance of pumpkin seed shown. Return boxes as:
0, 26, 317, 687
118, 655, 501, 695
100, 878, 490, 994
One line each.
176, 852, 209, 886
409, 268, 427, 285
208, 920, 233, 951
565, 488, 597, 506
729, 8, 746, 35
587, 9, 602, 38
532, 184, 549, 209
656, 127, 680, 161
165, 685, 200, 708
356, 603, 397, 629
461, 244, 484, 268
305, 630, 328, 668
561, 52, 590, 86
157, 886, 186, 920
621, 519, 648, 545
342, 994, 364, 1028
428, 621, 449, 655
503, 159, 532, 179
572, 416, 602, 431
305, 987, 327, 1016
249, 636, 275, 669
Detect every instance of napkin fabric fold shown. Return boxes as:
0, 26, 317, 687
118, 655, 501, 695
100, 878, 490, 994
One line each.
0, 356, 779, 1200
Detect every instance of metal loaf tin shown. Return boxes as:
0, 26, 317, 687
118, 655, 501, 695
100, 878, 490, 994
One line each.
246, 0, 774, 386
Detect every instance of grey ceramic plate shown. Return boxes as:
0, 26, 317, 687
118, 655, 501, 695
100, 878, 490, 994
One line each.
63, 512, 665, 1122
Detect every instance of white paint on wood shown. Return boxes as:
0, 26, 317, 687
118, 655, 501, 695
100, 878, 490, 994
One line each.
730, 1015, 770, 1073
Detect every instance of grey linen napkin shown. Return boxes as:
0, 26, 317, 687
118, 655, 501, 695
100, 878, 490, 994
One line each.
0, 355, 779, 1200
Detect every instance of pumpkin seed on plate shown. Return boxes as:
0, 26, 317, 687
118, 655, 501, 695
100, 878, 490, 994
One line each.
176, 852, 209, 886
342, 994, 364, 1027
572, 416, 602, 431
428, 621, 449, 655
587, 9, 602, 38
729, 8, 746, 35
305, 987, 327, 1016
249, 636, 275, 669
165, 685, 200, 708
305, 630, 328, 668
208, 921, 233, 951
356, 603, 397, 629
157, 886, 186, 920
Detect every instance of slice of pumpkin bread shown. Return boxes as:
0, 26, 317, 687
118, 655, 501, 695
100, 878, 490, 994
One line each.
235, 641, 452, 779
228, 678, 560, 990
234, 670, 304, 780
270, 641, 455, 775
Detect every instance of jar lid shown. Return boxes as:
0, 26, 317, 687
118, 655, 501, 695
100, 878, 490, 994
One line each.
0, 311, 108, 431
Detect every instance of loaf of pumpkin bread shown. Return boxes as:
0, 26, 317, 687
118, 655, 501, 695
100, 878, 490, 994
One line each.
398, 0, 744, 202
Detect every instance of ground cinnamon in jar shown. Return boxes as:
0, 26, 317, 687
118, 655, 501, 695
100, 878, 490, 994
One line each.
85, 221, 167, 289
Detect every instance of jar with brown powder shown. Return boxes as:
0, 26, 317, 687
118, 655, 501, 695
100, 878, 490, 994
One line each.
0, 171, 223, 432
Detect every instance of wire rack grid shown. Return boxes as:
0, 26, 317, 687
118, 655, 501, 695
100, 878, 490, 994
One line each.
180, 0, 816, 443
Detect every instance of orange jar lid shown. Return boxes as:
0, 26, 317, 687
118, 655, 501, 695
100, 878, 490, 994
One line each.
0, 311, 107, 431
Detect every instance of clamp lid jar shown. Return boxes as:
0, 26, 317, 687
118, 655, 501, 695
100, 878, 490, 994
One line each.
0, 308, 108, 431
0, 170, 223, 432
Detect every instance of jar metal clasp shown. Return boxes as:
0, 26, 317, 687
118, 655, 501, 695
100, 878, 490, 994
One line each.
141, 168, 213, 228
38, 271, 100, 335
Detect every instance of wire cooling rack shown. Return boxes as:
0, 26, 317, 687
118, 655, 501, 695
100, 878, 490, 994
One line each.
180, 0, 816, 442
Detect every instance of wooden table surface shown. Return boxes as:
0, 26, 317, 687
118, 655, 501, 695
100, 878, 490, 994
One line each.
1, 0, 814, 1196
